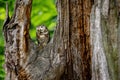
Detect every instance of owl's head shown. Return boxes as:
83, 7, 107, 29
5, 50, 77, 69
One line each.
36, 25, 48, 34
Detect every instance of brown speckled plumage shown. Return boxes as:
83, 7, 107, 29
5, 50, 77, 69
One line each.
36, 25, 50, 47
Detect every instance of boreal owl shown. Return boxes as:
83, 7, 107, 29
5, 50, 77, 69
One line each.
36, 25, 50, 47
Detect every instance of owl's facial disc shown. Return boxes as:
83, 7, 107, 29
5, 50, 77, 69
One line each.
40, 26, 46, 32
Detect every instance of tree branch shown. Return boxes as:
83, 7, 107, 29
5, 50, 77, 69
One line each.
3, 0, 65, 79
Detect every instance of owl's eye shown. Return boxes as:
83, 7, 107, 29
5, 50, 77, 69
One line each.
40, 26, 43, 28
41, 26, 46, 30
40, 26, 43, 29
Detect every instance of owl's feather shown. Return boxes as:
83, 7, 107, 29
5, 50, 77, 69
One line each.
36, 25, 50, 48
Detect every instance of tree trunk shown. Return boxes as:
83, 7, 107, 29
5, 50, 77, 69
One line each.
3, 0, 120, 80
91, 1, 120, 80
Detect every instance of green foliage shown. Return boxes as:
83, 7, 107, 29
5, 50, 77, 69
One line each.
0, 0, 57, 79
31, 0, 57, 39
0, 46, 5, 80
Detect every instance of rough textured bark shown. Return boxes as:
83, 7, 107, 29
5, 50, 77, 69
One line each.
91, 0, 120, 80
3, 0, 120, 80
58, 0, 93, 80
90, 1, 110, 80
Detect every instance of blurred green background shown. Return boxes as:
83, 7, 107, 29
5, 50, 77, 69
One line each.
0, 0, 57, 79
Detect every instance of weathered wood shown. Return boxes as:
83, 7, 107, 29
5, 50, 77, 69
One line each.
56, 0, 94, 80
3, 0, 32, 79
90, 0, 110, 80
3, 0, 120, 80
91, 0, 120, 80
3, 0, 65, 79
101, 0, 119, 80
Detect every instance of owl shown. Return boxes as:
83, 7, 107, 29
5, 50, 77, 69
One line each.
36, 25, 50, 47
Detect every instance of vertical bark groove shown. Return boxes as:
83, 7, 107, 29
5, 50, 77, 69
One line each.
59, 0, 94, 80
4, 0, 32, 80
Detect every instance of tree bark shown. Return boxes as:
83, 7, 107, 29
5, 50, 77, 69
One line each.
3, 0, 120, 80
91, 1, 120, 80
